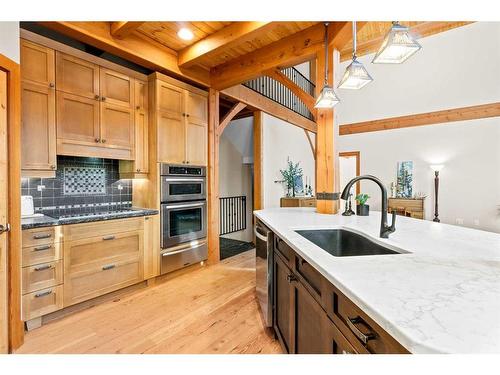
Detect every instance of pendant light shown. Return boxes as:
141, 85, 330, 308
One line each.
372, 22, 422, 64
314, 22, 340, 108
338, 21, 373, 90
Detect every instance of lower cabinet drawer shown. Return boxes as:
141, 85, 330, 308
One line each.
64, 259, 143, 307
63, 217, 143, 241
274, 236, 293, 265
22, 242, 62, 267
22, 260, 63, 294
22, 226, 62, 247
160, 242, 207, 274
22, 285, 64, 321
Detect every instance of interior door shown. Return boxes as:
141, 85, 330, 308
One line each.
0, 70, 9, 353
185, 91, 207, 166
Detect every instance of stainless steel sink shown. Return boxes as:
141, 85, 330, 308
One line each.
295, 229, 408, 257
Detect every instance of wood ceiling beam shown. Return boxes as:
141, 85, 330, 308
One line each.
264, 68, 317, 118
178, 21, 273, 68
221, 85, 317, 133
210, 22, 350, 90
339, 21, 472, 61
110, 21, 145, 39
39, 21, 210, 87
218, 102, 247, 134
304, 129, 315, 160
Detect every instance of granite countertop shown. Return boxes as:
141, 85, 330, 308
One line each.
254, 207, 500, 354
21, 207, 159, 229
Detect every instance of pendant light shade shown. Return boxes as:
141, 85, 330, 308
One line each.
372, 22, 422, 64
314, 85, 340, 108
338, 22, 373, 90
314, 22, 340, 109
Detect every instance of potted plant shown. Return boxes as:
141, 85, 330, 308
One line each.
355, 193, 370, 216
279, 158, 303, 197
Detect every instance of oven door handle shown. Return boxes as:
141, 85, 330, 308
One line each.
163, 178, 205, 182
254, 227, 269, 242
164, 202, 206, 209
162, 243, 206, 256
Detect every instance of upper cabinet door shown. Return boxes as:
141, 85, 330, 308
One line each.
21, 82, 56, 172
20, 39, 55, 88
185, 91, 208, 166
100, 68, 134, 108
100, 102, 135, 155
56, 52, 99, 99
157, 81, 184, 116
157, 110, 185, 164
56, 91, 100, 146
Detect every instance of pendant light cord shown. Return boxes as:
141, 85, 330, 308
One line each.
323, 22, 329, 86
352, 21, 357, 59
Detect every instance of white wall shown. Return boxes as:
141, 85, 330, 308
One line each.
0, 22, 20, 63
336, 22, 500, 233
219, 121, 254, 242
262, 113, 316, 208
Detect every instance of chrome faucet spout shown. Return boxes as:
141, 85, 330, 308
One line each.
340, 175, 396, 238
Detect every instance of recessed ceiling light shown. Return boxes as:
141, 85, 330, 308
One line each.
177, 28, 194, 41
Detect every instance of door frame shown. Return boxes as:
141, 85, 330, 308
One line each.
0, 52, 23, 352
339, 151, 361, 195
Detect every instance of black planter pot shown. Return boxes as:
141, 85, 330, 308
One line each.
356, 204, 370, 216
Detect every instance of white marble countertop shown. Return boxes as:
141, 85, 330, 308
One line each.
254, 207, 500, 354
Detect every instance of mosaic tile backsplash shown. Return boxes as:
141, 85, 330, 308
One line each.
21, 156, 133, 217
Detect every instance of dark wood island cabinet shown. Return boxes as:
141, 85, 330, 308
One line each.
272, 234, 409, 354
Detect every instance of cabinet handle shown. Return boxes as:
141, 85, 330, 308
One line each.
34, 264, 52, 271
95, 138, 100, 143
286, 273, 297, 283
136, 105, 140, 110
136, 168, 141, 172
186, 113, 190, 117
346, 316, 376, 345
34, 245, 52, 252
102, 264, 116, 271
94, 95, 100, 100
186, 161, 190, 164
35, 290, 53, 298
101, 96, 106, 101
50, 165, 56, 170
49, 82, 55, 88
101, 139, 107, 143
103, 235, 115, 241
33, 233, 51, 240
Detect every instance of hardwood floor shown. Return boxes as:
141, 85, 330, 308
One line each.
16, 250, 282, 354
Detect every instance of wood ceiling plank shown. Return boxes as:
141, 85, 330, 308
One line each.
40, 21, 210, 87
210, 22, 349, 90
178, 22, 274, 68
110, 21, 145, 39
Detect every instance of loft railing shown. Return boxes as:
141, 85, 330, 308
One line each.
219, 196, 247, 236
243, 67, 315, 120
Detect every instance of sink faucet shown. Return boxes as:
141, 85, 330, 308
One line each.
340, 175, 396, 239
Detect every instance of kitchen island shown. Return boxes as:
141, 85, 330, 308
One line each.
255, 207, 500, 354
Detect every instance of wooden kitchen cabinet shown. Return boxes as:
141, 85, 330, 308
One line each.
100, 102, 135, 151
99, 67, 134, 108
21, 82, 57, 176
143, 215, 160, 280
120, 79, 149, 177
56, 52, 99, 99
152, 73, 207, 166
272, 233, 410, 354
20, 40, 57, 177
21, 39, 55, 87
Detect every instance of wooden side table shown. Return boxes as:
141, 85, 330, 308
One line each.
280, 197, 317, 208
388, 198, 425, 219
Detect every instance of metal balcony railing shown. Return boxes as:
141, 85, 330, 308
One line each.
243, 67, 315, 120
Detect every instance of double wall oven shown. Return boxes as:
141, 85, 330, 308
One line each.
160, 164, 208, 274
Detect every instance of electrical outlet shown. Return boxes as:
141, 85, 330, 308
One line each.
117, 184, 123, 191
37, 185, 45, 192
473, 218, 480, 226
455, 218, 464, 225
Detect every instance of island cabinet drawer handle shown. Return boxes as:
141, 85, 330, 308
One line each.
34, 245, 52, 251
33, 233, 51, 239
102, 235, 115, 241
35, 290, 53, 298
102, 264, 116, 271
346, 316, 376, 345
34, 264, 52, 271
